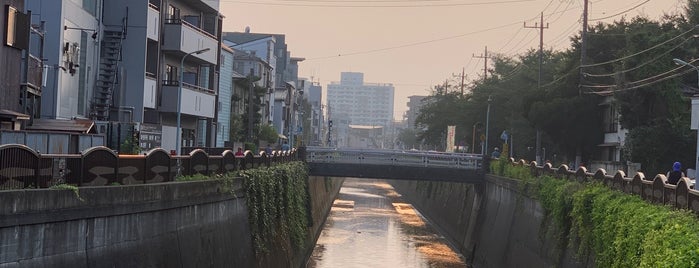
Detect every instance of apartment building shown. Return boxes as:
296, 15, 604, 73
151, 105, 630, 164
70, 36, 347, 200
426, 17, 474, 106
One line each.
102, 0, 221, 151
327, 72, 394, 147
222, 31, 303, 142
405, 95, 427, 129
20, 0, 221, 152
26, 0, 102, 121
304, 80, 323, 146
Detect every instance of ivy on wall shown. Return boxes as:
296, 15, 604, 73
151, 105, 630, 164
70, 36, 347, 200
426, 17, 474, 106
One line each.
240, 162, 310, 255
176, 162, 310, 256
490, 159, 699, 267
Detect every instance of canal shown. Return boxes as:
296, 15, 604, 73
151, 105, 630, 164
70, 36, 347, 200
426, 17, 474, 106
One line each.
307, 178, 467, 268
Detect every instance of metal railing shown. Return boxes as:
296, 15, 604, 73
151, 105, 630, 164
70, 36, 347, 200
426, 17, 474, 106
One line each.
0, 144, 298, 191
304, 147, 483, 170
503, 158, 699, 214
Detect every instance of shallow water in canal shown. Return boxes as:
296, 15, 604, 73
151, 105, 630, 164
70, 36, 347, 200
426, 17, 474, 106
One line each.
307, 178, 467, 268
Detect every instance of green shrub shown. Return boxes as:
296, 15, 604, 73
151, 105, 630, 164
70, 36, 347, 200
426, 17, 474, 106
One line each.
244, 142, 258, 153
492, 160, 699, 267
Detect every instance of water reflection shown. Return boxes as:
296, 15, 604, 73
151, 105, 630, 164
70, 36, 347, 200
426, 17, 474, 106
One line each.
307, 179, 466, 268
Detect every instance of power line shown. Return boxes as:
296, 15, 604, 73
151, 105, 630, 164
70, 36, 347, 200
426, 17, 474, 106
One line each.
580, 26, 697, 68
306, 21, 523, 60
304, 3, 582, 61
582, 60, 697, 92
502, 30, 536, 55
582, 36, 694, 78
497, 26, 524, 53
220, 0, 536, 8
589, 0, 651, 21
549, 19, 582, 48
585, 68, 694, 94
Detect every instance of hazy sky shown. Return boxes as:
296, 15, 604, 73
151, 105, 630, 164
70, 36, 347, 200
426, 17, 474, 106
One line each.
219, 0, 684, 120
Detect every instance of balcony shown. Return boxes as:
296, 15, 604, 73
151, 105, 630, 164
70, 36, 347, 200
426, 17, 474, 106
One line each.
162, 20, 218, 65
22, 54, 43, 95
144, 74, 157, 109
147, 5, 159, 41
160, 81, 215, 118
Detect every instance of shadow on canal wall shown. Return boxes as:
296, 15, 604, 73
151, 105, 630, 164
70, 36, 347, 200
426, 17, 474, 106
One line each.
0, 176, 343, 267
391, 175, 592, 268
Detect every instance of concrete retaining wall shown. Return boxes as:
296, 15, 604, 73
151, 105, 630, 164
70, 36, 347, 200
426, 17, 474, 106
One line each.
0, 176, 344, 268
391, 175, 592, 268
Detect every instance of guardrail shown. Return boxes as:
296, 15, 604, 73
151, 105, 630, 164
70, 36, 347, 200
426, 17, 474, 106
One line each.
0, 144, 298, 191
304, 147, 484, 170
503, 158, 699, 214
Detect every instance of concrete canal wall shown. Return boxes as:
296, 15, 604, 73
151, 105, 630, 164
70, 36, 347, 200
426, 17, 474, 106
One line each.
391, 175, 592, 268
0, 176, 343, 268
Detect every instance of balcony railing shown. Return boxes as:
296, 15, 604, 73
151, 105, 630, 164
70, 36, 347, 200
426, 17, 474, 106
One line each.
23, 54, 43, 92
148, 0, 160, 10
147, 6, 160, 41
144, 75, 157, 109
161, 80, 215, 94
162, 21, 218, 64
160, 82, 216, 118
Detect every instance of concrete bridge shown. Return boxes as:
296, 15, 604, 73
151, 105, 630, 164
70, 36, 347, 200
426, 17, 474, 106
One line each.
303, 147, 486, 183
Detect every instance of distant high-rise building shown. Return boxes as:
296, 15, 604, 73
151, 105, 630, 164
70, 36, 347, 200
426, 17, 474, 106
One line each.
405, 95, 427, 129
327, 72, 394, 128
327, 72, 394, 148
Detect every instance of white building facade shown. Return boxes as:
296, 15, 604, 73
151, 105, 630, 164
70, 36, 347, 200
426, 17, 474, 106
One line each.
327, 72, 394, 148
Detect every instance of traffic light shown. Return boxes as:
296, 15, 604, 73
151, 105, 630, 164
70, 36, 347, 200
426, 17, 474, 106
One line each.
328, 120, 333, 128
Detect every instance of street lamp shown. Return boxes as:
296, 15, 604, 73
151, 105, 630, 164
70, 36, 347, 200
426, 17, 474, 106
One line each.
485, 95, 492, 156
674, 58, 699, 178
176, 48, 210, 156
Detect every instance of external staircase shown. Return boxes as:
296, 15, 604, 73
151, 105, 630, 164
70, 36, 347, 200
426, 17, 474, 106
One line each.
90, 29, 124, 121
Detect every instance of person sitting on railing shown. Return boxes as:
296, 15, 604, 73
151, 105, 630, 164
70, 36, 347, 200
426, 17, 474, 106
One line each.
491, 147, 501, 159
235, 147, 244, 157
265, 144, 273, 156
666, 162, 685, 185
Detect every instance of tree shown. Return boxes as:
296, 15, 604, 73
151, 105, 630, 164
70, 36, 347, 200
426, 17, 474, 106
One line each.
397, 128, 419, 149
258, 124, 279, 144
237, 74, 269, 144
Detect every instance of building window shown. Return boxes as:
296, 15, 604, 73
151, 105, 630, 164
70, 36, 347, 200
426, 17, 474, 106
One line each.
164, 64, 177, 85
167, 5, 180, 22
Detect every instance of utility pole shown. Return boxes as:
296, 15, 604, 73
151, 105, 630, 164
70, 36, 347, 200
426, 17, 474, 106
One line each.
460, 67, 465, 96
472, 46, 489, 80
574, 0, 590, 168
525, 12, 549, 164
580, 0, 589, 96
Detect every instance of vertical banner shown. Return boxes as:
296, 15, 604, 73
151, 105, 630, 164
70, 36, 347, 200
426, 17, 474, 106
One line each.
446, 125, 456, 152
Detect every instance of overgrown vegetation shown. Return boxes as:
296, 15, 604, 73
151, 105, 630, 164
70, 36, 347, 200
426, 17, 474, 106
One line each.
490, 159, 699, 267
177, 162, 310, 256
49, 183, 84, 201
241, 162, 309, 255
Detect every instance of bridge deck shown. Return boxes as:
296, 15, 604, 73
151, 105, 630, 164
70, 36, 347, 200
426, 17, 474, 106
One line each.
304, 147, 486, 183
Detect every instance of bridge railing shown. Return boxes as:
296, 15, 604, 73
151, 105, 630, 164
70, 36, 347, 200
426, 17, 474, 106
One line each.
0, 144, 299, 190
499, 158, 699, 214
304, 147, 483, 170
